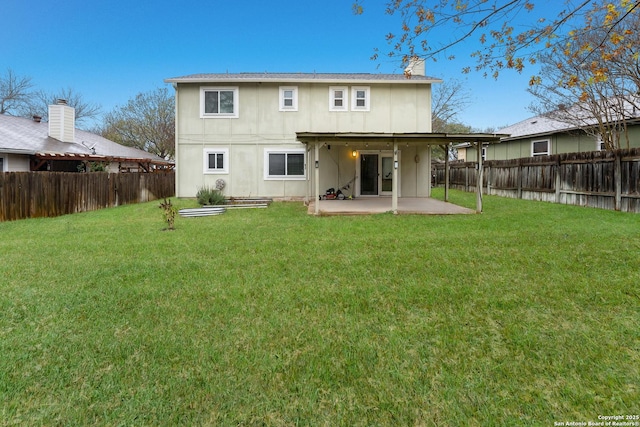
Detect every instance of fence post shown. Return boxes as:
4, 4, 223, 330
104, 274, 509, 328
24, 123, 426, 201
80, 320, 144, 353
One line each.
476, 142, 483, 213
517, 160, 523, 199
444, 147, 450, 202
465, 165, 469, 192
433, 165, 438, 187
614, 150, 622, 211
555, 157, 561, 204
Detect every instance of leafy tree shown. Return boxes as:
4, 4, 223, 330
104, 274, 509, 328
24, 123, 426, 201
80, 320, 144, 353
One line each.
101, 88, 175, 159
355, 0, 640, 81
0, 69, 33, 115
528, 5, 640, 149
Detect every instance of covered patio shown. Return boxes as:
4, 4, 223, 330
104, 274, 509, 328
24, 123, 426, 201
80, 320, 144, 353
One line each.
308, 197, 474, 215
296, 132, 507, 215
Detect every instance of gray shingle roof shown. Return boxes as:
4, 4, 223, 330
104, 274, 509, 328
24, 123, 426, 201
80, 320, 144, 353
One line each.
497, 115, 576, 140
165, 72, 442, 84
498, 99, 640, 141
0, 114, 167, 161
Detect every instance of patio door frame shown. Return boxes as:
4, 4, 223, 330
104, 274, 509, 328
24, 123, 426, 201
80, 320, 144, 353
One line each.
355, 150, 401, 197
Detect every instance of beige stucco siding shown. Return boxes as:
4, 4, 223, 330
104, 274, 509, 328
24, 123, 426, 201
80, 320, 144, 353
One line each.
618, 126, 640, 149
174, 81, 432, 198
3, 154, 31, 172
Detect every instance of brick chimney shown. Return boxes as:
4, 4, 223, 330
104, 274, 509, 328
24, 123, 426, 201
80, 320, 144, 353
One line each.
48, 99, 75, 143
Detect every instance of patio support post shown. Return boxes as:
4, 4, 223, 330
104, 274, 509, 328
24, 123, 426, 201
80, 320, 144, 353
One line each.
444, 144, 450, 202
392, 140, 399, 214
314, 142, 320, 215
476, 141, 483, 213
305, 145, 310, 204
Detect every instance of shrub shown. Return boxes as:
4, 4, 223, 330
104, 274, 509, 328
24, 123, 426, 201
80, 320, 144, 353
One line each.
158, 198, 177, 230
196, 186, 227, 206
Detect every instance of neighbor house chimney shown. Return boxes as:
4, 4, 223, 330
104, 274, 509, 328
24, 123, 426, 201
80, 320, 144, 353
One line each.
404, 57, 426, 77
48, 99, 75, 143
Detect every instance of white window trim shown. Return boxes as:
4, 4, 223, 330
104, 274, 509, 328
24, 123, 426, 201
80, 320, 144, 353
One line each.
279, 86, 298, 111
264, 148, 306, 180
203, 148, 229, 174
0, 155, 5, 172
329, 86, 348, 112
481, 146, 487, 161
351, 86, 370, 111
200, 87, 239, 118
531, 139, 551, 156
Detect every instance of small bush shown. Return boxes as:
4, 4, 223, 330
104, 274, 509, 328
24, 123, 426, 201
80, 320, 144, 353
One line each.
159, 198, 177, 230
196, 186, 227, 206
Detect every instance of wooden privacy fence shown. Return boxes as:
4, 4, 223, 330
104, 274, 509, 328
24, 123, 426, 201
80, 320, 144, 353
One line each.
433, 148, 640, 213
0, 172, 175, 221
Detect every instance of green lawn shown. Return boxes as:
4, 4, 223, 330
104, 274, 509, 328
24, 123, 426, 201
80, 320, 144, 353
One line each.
1, 190, 638, 426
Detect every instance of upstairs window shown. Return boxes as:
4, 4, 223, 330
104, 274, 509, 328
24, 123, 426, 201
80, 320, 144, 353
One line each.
329, 86, 348, 111
532, 139, 550, 156
203, 148, 229, 174
201, 87, 239, 118
351, 86, 370, 111
279, 86, 298, 111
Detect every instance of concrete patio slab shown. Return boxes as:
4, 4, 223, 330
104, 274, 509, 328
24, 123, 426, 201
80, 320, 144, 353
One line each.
307, 197, 475, 215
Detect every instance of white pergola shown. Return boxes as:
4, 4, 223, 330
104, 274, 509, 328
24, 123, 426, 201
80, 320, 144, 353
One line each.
296, 132, 508, 215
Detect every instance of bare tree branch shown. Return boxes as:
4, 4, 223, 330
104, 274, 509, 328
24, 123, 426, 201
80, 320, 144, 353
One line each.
100, 87, 175, 160
528, 8, 640, 149
20, 87, 102, 126
0, 69, 34, 115
358, 0, 640, 79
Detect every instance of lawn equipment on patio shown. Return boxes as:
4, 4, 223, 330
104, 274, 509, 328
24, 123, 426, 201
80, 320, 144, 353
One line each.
320, 187, 345, 200
319, 177, 356, 200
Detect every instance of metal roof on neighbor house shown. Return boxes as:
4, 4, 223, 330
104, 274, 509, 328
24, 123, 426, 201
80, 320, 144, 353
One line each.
165, 72, 442, 85
0, 114, 171, 164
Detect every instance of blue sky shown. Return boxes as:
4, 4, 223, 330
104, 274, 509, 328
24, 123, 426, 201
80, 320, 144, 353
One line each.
2, 0, 546, 130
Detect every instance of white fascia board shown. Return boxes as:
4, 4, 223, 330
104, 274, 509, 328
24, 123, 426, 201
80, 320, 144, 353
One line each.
165, 77, 442, 85
0, 148, 36, 155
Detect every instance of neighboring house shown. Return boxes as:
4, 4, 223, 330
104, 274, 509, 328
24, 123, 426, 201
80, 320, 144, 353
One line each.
457, 112, 640, 161
0, 101, 172, 173
166, 61, 464, 204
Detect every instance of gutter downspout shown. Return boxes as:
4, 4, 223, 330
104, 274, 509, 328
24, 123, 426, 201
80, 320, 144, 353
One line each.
172, 83, 180, 197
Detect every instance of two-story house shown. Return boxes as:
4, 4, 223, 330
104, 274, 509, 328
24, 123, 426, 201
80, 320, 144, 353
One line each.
165, 60, 449, 205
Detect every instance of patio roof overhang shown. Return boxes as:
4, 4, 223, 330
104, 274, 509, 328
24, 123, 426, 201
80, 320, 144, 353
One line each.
31, 152, 175, 172
296, 132, 508, 146
296, 132, 509, 216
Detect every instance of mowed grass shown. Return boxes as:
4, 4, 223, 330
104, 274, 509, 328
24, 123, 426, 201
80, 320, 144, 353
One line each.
1, 190, 638, 426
